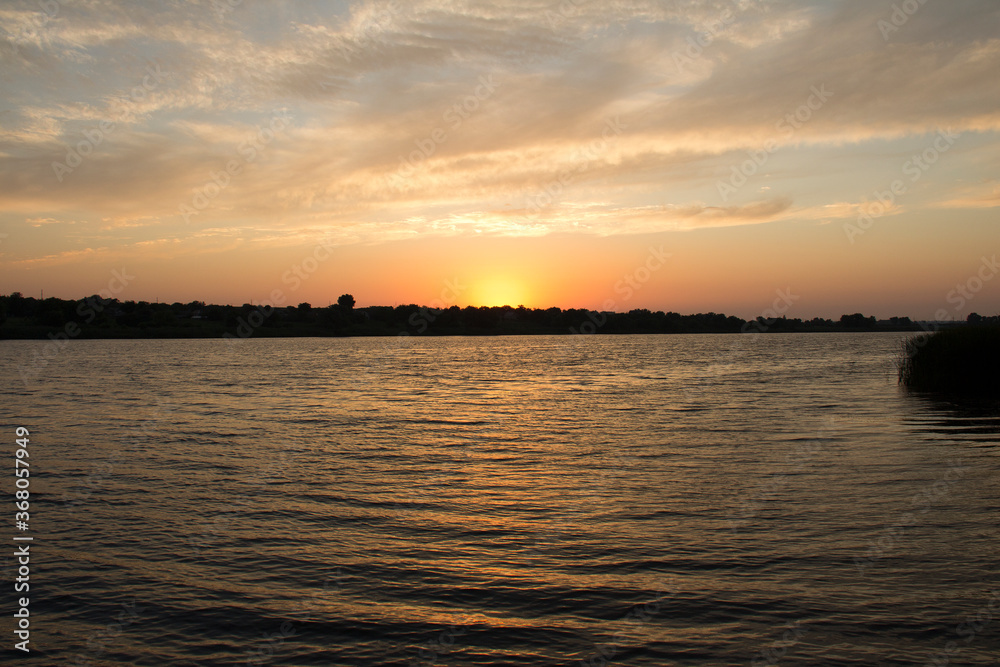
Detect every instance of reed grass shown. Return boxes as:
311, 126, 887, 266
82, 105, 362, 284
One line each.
898, 326, 1000, 395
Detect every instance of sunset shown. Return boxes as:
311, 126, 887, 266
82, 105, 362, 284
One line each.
2, 1, 999, 665
1, 0, 998, 317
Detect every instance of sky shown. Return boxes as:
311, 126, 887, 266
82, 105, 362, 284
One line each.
0, 0, 998, 320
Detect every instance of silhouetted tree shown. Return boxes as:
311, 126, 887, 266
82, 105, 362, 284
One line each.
337, 294, 355, 310
839, 313, 877, 330
7, 292, 26, 316
151, 309, 175, 327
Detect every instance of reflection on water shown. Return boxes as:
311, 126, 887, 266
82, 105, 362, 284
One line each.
903, 393, 1000, 442
1, 333, 997, 666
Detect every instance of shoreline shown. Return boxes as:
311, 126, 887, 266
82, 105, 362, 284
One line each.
0, 325, 953, 341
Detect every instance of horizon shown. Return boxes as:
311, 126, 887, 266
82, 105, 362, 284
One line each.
4, 288, 994, 327
2, 1, 999, 320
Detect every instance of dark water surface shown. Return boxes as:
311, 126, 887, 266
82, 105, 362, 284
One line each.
2, 333, 998, 665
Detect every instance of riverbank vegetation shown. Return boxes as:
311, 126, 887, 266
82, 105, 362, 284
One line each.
1, 292, 993, 340
899, 325, 1000, 395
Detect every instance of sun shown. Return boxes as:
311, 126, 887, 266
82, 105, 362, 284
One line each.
471, 277, 529, 307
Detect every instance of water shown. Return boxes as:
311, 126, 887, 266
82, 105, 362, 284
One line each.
2, 333, 998, 666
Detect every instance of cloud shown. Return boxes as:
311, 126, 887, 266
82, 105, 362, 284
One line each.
930, 180, 1000, 210
0, 0, 998, 255
690, 197, 795, 223
25, 216, 75, 226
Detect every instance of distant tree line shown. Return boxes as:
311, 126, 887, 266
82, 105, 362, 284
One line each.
0, 292, 994, 339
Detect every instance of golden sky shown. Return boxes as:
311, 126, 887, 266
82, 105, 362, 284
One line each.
1, 0, 998, 318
